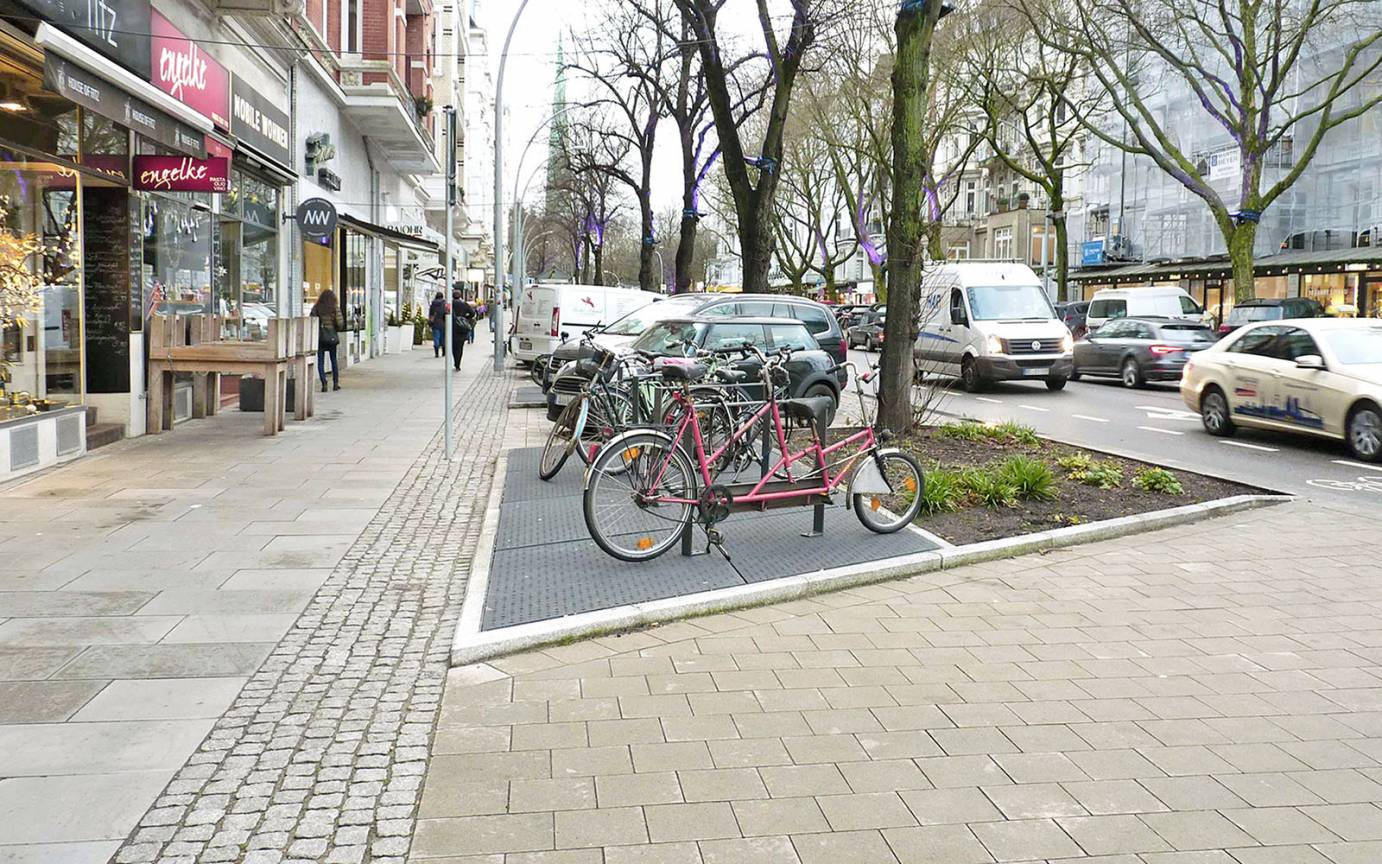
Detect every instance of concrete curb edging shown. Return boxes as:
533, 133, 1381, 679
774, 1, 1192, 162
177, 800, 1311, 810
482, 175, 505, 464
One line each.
450, 492, 1287, 666
456, 453, 508, 638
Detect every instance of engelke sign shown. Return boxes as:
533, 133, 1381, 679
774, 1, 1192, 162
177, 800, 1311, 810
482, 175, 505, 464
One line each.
150, 9, 230, 129
133, 155, 229, 192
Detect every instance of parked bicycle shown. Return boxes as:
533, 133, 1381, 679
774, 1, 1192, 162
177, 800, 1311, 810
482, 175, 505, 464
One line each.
581, 344, 925, 562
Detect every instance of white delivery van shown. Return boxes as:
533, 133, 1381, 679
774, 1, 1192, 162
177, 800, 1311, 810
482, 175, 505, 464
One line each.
913, 262, 1075, 392
1086, 285, 1202, 331
512, 283, 659, 362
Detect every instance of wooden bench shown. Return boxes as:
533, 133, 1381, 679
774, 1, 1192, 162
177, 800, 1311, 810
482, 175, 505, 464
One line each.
147, 315, 316, 437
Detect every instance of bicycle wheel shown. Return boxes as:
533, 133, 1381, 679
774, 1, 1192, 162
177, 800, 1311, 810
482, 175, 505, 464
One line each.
852, 448, 925, 533
539, 398, 581, 481
584, 431, 698, 562
578, 390, 635, 466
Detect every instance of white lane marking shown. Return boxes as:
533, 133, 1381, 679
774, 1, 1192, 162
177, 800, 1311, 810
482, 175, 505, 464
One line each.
1137, 426, 1184, 436
1221, 440, 1278, 452
976, 397, 1002, 404
1018, 405, 1050, 412
1136, 405, 1201, 422
1333, 460, 1382, 473
1072, 414, 1110, 423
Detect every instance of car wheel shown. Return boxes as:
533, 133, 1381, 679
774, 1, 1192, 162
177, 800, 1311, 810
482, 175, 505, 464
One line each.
803, 383, 838, 426
1121, 358, 1144, 389
1346, 402, 1382, 462
960, 357, 985, 393
1201, 387, 1235, 437
1068, 368, 1082, 382
1046, 376, 1068, 391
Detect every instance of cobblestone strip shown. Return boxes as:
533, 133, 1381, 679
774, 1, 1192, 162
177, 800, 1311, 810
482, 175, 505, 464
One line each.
112, 367, 514, 864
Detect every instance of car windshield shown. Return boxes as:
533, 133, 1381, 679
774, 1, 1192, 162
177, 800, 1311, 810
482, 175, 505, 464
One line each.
601, 297, 699, 335
966, 285, 1054, 321
1159, 324, 1216, 343
631, 321, 703, 356
1323, 327, 1382, 364
1228, 305, 1283, 324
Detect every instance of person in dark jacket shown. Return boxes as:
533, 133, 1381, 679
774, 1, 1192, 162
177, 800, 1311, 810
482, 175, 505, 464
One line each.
310, 288, 345, 392
427, 292, 446, 357
451, 290, 474, 371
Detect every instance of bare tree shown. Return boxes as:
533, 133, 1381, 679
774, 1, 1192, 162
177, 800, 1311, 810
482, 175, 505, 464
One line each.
965, 0, 1099, 301
672, 0, 847, 293
557, 118, 628, 286
878, 0, 953, 432
1024, 0, 1382, 301
772, 117, 859, 297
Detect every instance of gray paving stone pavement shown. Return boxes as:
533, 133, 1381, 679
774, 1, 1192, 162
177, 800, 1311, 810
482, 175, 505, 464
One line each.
0, 341, 506, 864
424, 498, 1382, 863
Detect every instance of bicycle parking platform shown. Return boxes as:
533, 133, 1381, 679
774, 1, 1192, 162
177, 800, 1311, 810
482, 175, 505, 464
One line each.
458, 446, 943, 644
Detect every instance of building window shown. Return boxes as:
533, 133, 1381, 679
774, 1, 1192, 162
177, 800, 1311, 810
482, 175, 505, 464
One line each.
347, 0, 360, 53
965, 180, 976, 217
994, 227, 1014, 259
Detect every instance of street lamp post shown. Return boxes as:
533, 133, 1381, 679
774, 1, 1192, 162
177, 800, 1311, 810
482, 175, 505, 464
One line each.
493, 0, 534, 371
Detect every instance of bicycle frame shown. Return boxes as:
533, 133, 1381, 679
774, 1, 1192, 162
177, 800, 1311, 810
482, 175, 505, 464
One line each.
646, 387, 878, 507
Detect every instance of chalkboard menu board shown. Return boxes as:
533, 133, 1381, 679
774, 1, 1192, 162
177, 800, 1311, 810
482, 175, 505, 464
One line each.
83, 187, 132, 393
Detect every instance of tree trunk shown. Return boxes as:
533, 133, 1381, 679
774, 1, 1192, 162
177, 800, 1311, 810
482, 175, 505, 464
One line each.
638, 199, 658, 292
594, 242, 605, 286
675, 209, 697, 293
925, 222, 943, 261
580, 238, 591, 285
871, 260, 887, 304
1053, 216, 1071, 301
1226, 221, 1259, 302
739, 201, 775, 294
878, 4, 943, 432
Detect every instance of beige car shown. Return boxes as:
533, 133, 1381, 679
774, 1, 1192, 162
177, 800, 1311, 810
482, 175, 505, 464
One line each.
1180, 318, 1382, 461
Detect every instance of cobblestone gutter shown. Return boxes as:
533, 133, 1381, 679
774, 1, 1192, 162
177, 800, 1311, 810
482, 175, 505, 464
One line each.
111, 367, 512, 864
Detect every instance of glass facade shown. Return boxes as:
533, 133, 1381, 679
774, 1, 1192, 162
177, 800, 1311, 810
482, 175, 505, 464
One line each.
217, 167, 281, 340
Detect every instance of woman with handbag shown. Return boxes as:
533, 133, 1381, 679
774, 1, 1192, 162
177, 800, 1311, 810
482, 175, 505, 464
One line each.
428, 291, 447, 357
451, 289, 474, 370
311, 289, 346, 392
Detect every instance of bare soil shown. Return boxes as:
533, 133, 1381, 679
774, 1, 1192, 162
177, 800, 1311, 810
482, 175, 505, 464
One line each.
898, 427, 1266, 546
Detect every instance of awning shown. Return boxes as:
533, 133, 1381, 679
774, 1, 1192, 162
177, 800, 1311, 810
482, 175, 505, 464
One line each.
34, 24, 212, 134
1072, 246, 1382, 283
41, 54, 204, 157
339, 213, 441, 252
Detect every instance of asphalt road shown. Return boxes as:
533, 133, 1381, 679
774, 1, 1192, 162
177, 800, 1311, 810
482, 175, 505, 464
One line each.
846, 347, 1382, 506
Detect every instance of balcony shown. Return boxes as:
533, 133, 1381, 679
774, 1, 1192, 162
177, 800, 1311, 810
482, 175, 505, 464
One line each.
339, 58, 440, 175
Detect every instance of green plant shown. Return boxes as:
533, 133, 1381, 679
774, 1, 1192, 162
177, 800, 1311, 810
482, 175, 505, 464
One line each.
1133, 467, 1184, 495
960, 467, 1018, 508
936, 421, 989, 442
1057, 453, 1093, 474
998, 455, 1058, 501
993, 421, 1040, 447
918, 466, 964, 514
1058, 453, 1123, 488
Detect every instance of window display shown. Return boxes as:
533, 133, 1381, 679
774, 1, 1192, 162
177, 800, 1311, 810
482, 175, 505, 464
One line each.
216, 167, 280, 339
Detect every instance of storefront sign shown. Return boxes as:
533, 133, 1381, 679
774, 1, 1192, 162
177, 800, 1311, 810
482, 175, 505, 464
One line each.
44, 55, 204, 158
18, 0, 152, 77
133, 155, 230, 192
230, 81, 291, 169
150, 9, 230, 129
1081, 240, 1105, 267
296, 198, 338, 240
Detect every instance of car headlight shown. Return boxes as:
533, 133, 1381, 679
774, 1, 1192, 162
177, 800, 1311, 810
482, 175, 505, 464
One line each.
986, 334, 1004, 355
1060, 333, 1074, 353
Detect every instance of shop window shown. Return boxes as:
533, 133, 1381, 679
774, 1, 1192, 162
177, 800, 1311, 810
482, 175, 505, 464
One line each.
0, 146, 83, 411
216, 168, 281, 340
143, 196, 211, 316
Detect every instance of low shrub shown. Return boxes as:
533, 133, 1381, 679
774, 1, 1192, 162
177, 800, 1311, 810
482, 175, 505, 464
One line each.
936, 421, 989, 442
998, 455, 1058, 501
918, 466, 964, 514
993, 421, 1041, 447
1133, 467, 1184, 495
1059, 453, 1123, 489
960, 466, 1018, 508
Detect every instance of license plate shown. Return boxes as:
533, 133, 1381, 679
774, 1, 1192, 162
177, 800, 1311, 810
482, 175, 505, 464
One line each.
519, 339, 532, 350
1023, 367, 1048, 377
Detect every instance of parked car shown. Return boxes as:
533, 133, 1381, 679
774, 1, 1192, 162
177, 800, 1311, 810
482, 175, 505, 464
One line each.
1055, 301, 1090, 339
1181, 318, 1382, 461
547, 316, 846, 423
846, 307, 886, 350
1071, 317, 1217, 387
1086, 285, 1203, 331
913, 261, 1074, 392
512, 283, 660, 363
1218, 297, 1327, 336
540, 294, 711, 392
543, 293, 847, 418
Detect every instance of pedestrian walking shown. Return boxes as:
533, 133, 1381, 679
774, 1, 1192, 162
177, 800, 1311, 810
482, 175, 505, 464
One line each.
467, 299, 479, 344
451, 289, 474, 371
310, 288, 345, 392
428, 291, 447, 357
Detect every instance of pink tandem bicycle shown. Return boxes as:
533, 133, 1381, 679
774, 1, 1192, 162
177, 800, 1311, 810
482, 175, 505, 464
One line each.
582, 345, 926, 562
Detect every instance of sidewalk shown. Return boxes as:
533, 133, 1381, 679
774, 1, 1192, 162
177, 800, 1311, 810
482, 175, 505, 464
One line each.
0, 339, 506, 864
420, 498, 1382, 863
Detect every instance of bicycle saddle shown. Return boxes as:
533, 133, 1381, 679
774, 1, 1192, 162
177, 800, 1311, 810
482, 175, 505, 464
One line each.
780, 395, 834, 436
714, 368, 748, 383
656, 360, 707, 382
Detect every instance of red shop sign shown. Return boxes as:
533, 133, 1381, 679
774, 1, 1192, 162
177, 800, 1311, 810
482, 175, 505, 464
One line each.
151, 9, 230, 129
133, 155, 230, 192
